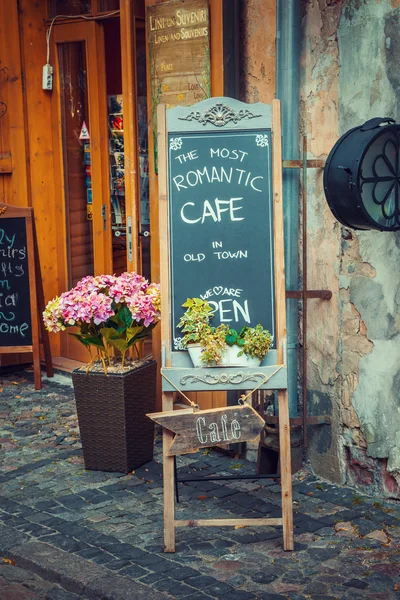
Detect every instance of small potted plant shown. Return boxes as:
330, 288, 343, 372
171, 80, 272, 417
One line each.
43, 272, 160, 473
177, 298, 273, 367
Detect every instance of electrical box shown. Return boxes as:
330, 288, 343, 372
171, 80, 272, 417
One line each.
42, 64, 53, 91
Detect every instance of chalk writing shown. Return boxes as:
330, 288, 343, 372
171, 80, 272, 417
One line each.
0, 218, 32, 344
196, 413, 241, 444
169, 129, 275, 347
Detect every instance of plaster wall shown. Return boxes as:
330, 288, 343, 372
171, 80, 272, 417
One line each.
302, 0, 400, 496
240, 0, 276, 104
241, 0, 400, 496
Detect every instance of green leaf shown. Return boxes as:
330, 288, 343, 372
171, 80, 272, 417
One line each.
107, 338, 129, 353
182, 298, 195, 308
118, 305, 133, 327
68, 333, 90, 347
225, 329, 238, 346
126, 325, 144, 343
99, 327, 119, 342
69, 333, 105, 350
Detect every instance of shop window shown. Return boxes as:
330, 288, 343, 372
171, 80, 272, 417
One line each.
50, 0, 92, 17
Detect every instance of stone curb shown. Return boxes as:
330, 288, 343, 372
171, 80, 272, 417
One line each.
5, 540, 170, 600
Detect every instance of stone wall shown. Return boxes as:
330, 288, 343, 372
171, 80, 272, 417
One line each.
301, 0, 400, 497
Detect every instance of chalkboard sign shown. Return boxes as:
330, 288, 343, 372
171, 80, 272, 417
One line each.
0, 204, 53, 389
168, 128, 274, 350
0, 216, 32, 345
156, 99, 294, 554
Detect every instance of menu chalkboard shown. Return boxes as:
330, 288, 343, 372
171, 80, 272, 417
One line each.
168, 129, 274, 351
0, 216, 32, 346
0, 203, 53, 390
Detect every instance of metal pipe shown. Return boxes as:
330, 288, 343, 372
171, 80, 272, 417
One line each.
302, 137, 308, 446
276, 0, 301, 417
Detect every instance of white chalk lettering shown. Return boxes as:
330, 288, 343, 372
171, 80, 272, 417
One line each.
210, 148, 248, 162
208, 299, 251, 324
196, 417, 207, 443
180, 198, 244, 224
195, 414, 242, 445
200, 288, 243, 300
183, 253, 205, 262
213, 250, 248, 260
175, 150, 198, 163
209, 422, 221, 443
172, 166, 263, 191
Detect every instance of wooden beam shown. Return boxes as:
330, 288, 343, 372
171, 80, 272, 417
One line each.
158, 102, 175, 552
272, 99, 294, 552
175, 518, 283, 527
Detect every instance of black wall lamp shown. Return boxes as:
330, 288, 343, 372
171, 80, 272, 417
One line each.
324, 117, 400, 231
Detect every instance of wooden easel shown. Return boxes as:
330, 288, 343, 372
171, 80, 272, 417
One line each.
0, 203, 53, 389
157, 99, 294, 552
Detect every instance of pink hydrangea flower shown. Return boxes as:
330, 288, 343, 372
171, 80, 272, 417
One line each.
43, 272, 160, 334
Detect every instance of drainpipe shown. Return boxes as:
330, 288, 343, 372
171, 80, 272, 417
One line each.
276, 0, 301, 417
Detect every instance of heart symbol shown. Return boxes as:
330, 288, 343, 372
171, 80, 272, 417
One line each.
0, 102, 7, 119
213, 286, 223, 296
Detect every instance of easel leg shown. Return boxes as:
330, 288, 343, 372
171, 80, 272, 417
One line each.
33, 346, 42, 391
33, 223, 53, 378
278, 389, 294, 551
162, 391, 175, 552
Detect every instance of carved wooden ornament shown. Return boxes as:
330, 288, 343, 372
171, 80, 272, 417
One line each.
147, 404, 265, 456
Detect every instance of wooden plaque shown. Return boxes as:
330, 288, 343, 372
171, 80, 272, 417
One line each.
148, 403, 265, 455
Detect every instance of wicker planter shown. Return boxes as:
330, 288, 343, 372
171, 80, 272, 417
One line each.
72, 360, 157, 473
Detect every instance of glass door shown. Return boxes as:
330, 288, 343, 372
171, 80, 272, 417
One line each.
52, 21, 112, 362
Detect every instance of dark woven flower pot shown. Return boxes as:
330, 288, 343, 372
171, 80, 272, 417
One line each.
72, 360, 157, 473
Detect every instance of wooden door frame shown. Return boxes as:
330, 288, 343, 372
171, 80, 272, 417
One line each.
120, 0, 140, 273
51, 20, 112, 360
51, 20, 112, 293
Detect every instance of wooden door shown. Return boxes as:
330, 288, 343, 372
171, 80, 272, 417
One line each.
51, 21, 112, 362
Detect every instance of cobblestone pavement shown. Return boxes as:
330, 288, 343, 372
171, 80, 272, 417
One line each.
1, 370, 400, 600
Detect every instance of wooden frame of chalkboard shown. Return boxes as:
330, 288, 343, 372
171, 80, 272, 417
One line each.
157, 98, 293, 552
0, 203, 53, 389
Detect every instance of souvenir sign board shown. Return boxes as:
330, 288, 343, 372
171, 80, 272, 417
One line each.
0, 204, 53, 389
155, 98, 293, 553
147, 0, 211, 168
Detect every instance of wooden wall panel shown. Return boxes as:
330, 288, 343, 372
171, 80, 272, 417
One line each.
0, 0, 32, 366
0, 1, 29, 208
18, 0, 61, 358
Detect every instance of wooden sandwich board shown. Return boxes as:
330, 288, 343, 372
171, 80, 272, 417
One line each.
0, 203, 53, 389
153, 97, 293, 552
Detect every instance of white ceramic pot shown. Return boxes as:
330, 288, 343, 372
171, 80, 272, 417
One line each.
225, 345, 262, 367
187, 343, 262, 368
187, 344, 205, 367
